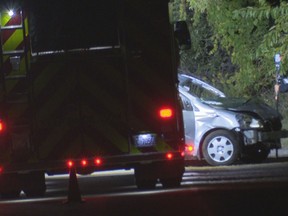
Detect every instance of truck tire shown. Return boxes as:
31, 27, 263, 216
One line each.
135, 160, 184, 189
159, 161, 184, 188
134, 165, 157, 190
0, 173, 21, 198
22, 171, 46, 197
202, 130, 240, 166
159, 177, 181, 188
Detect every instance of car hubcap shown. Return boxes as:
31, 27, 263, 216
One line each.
207, 136, 234, 162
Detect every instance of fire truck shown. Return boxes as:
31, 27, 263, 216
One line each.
0, 0, 190, 197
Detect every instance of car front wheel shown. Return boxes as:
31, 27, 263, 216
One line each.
202, 130, 240, 166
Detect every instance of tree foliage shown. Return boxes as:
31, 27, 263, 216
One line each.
177, 0, 288, 97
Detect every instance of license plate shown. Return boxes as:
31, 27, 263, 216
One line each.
133, 133, 156, 147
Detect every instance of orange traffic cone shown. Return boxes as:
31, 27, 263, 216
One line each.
65, 167, 84, 203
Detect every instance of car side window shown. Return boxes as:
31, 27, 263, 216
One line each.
181, 80, 201, 98
187, 81, 220, 101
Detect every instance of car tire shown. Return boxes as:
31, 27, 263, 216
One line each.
202, 130, 240, 166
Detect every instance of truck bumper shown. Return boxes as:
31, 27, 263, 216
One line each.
0, 151, 184, 175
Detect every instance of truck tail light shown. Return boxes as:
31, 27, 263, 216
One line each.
67, 160, 74, 168
0, 120, 5, 133
66, 158, 103, 169
159, 107, 173, 119
94, 157, 102, 166
81, 159, 88, 167
166, 153, 173, 160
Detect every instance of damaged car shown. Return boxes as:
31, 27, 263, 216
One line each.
178, 72, 288, 166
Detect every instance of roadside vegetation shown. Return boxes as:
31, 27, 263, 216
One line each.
172, 0, 288, 145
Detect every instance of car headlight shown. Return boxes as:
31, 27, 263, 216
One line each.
236, 114, 263, 129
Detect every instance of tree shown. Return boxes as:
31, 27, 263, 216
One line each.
183, 0, 288, 97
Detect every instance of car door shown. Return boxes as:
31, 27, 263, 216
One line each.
179, 90, 196, 157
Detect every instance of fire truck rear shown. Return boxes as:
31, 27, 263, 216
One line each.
0, 0, 190, 197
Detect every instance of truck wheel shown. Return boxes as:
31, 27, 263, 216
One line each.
22, 171, 46, 197
134, 165, 157, 190
160, 177, 181, 188
202, 130, 239, 166
0, 173, 21, 199
1, 190, 21, 199
159, 161, 184, 188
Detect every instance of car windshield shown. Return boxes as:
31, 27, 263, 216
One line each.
178, 74, 226, 102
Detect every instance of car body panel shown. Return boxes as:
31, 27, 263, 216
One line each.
178, 72, 288, 163
179, 86, 239, 159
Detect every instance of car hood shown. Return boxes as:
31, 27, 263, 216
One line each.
204, 97, 281, 120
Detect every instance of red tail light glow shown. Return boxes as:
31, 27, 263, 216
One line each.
166, 153, 173, 160
159, 107, 173, 119
0, 120, 5, 132
67, 157, 103, 169
181, 151, 185, 157
94, 158, 102, 166
185, 144, 195, 155
187, 145, 194, 152
67, 160, 74, 168
81, 159, 88, 167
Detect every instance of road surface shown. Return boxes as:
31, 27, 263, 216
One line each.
0, 159, 287, 216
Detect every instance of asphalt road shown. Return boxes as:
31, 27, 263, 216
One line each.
0, 159, 288, 216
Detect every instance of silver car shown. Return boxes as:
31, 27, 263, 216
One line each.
178, 72, 288, 166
